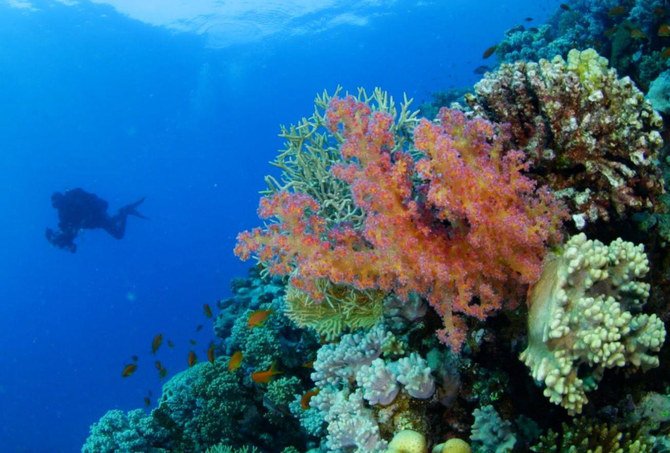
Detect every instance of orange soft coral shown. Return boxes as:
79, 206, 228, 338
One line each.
235, 96, 567, 352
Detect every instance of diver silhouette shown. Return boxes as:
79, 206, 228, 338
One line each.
45, 188, 147, 253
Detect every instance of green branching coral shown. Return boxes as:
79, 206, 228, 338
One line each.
265, 376, 303, 426
263, 86, 419, 230
153, 362, 253, 450
284, 281, 384, 340
531, 418, 653, 453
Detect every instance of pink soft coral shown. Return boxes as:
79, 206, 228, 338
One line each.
235, 96, 567, 352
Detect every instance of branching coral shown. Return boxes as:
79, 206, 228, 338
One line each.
467, 48, 665, 226
263, 87, 419, 230
470, 405, 516, 453
236, 95, 566, 352
520, 233, 666, 415
531, 417, 654, 453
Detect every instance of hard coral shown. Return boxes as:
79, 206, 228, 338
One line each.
520, 233, 666, 415
531, 417, 654, 453
236, 94, 566, 352
467, 48, 665, 227
82, 409, 169, 453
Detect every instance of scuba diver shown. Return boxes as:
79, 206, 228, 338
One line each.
46, 188, 147, 253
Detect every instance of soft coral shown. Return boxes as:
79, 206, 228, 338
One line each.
236, 96, 567, 352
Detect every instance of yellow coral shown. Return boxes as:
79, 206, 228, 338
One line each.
433, 438, 471, 453
386, 430, 427, 453
565, 48, 609, 91
284, 281, 384, 340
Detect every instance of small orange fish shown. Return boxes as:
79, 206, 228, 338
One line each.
659, 24, 670, 37
203, 303, 213, 318
661, 47, 670, 59
251, 364, 282, 384
159, 367, 168, 379
247, 309, 273, 328
302, 361, 314, 369
189, 339, 197, 346
188, 351, 197, 367
167, 339, 175, 348
604, 26, 618, 38
144, 397, 151, 407
301, 389, 320, 410
154, 360, 163, 371
121, 363, 137, 378
560, 3, 570, 11
629, 28, 647, 39
482, 45, 497, 59
151, 333, 163, 355
207, 344, 216, 364
654, 7, 666, 18
608, 6, 626, 17
228, 351, 243, 371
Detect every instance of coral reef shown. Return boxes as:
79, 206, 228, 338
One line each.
495, 0, 670, 91
84, 11, 670, 447
236, 93, 566, 352
520, 233, 666, 415
467, 48, 665, 227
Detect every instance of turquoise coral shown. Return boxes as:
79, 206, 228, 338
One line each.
82, 409, 169, 453
470, 405, 516, 453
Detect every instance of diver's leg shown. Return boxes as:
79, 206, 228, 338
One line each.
105, 213, 127, 239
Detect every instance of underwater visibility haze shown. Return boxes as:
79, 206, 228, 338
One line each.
2, 0, 670, 451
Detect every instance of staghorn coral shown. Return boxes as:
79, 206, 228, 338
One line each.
520, 233, 666, 415
467, 48, 665, 227
236, 95, 566, 352
284, 281, 384, 341
530, 417, 654, 453
263, 87, 419, 231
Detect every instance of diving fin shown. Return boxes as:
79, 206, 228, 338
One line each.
121, 197, 149, 219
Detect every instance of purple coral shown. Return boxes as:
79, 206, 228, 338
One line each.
390, 353, 436, 400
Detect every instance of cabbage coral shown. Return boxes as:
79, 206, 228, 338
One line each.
520, 233, 666, 415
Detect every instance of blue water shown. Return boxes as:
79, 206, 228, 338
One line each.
0, 0, 561, 451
